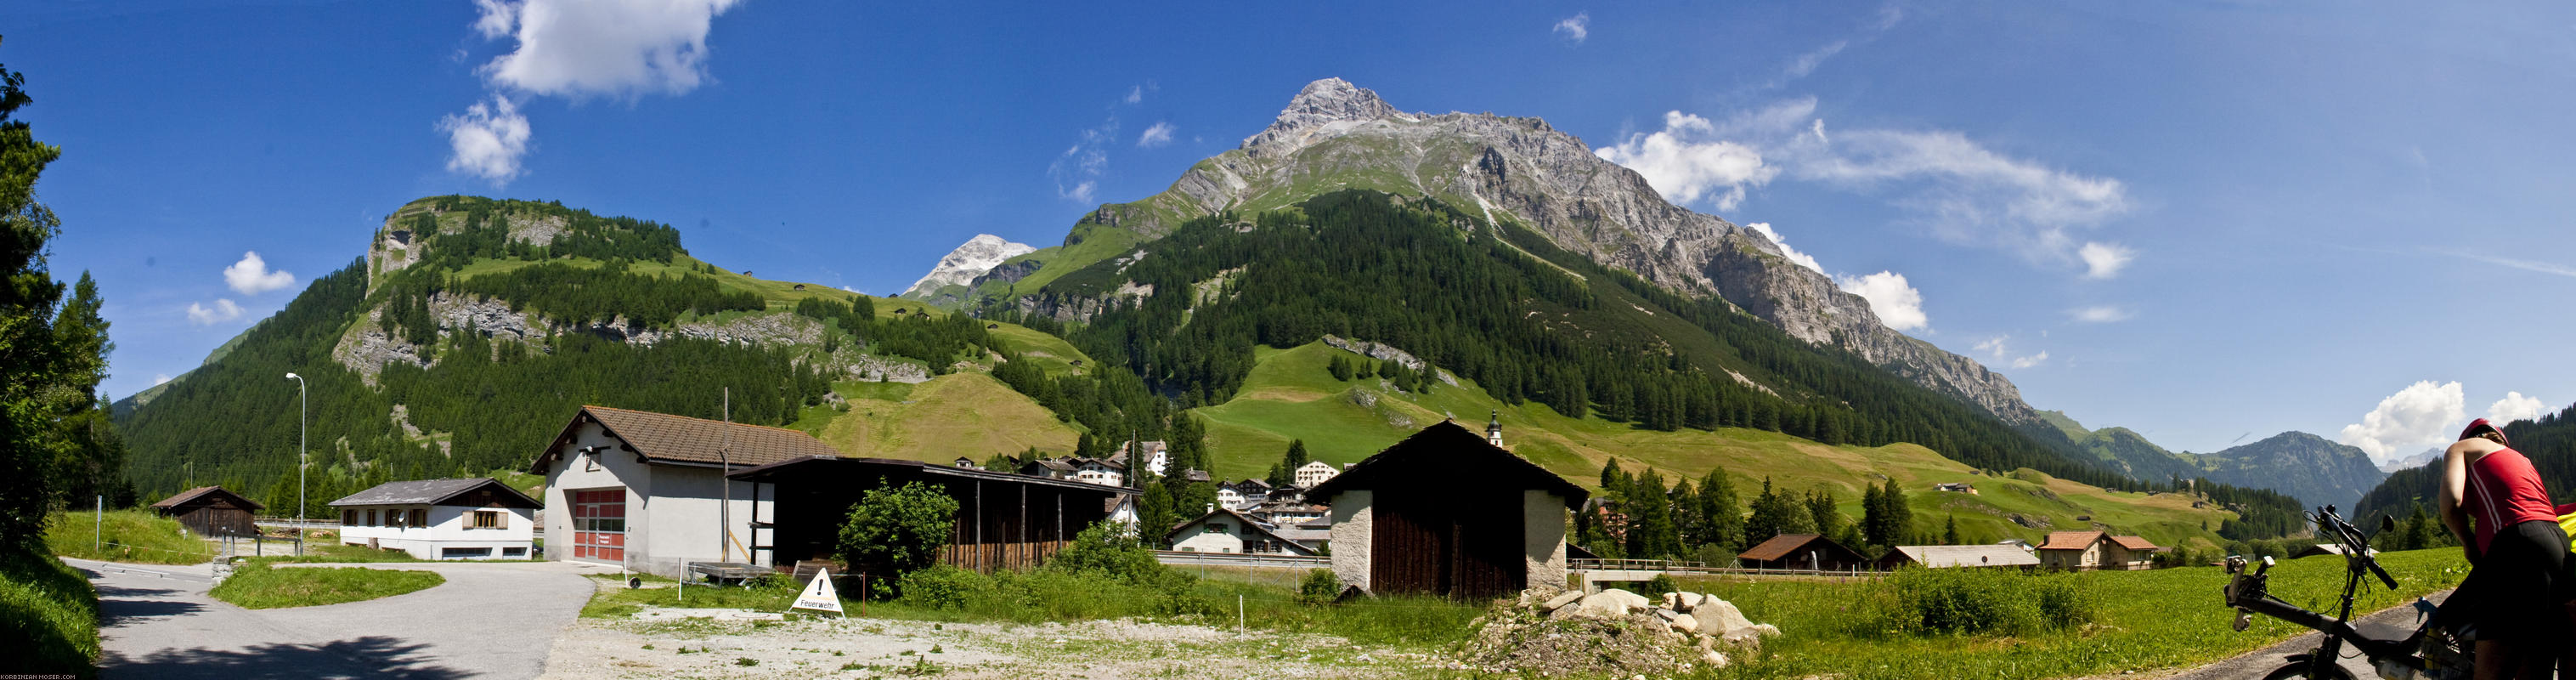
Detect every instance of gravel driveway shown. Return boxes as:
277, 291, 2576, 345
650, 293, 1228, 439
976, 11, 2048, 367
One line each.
67, 557, 618, 680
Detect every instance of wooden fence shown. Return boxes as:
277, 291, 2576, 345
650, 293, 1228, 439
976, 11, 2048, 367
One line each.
939, 540, 1074, 573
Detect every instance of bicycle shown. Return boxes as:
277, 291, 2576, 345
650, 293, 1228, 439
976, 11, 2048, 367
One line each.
2219, 506, 2470, 680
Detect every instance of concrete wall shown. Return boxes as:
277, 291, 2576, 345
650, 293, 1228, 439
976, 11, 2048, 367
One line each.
1522, 490, 1568, 591
1328, 490, 1373, 591
539, 419, 771, 578
339, 504, 534, 559
1172, 520, 1246, 554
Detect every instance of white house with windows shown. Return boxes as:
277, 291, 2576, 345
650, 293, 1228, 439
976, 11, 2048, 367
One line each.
1166, 507, 1320, 556
1071, 456, 1126, 487
330, 478, 539, 560
529, 405, 838, 578
1293, 460, 1343, 489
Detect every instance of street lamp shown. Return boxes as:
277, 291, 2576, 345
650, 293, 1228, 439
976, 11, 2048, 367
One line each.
285, 372, 306, 523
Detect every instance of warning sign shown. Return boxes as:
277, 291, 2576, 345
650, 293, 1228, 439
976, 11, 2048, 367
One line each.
790, 568, 844, 617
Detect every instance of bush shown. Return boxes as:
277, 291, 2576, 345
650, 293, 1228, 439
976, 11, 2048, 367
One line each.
1298, 569, 1342, 605
896, 564, 991, 611
838, 481, 959, 581
1041, 523, 1167, 585
1851, 567, 2099, 638
1645, 574, 1681, 598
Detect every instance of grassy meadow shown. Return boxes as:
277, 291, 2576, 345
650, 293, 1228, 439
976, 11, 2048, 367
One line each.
44, 509, 217, 565
1697, 548, 2469, 679
209, 563, 446, 609
0, 547, 99, 677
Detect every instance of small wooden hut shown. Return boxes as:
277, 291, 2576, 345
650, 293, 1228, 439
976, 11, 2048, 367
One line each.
1737, 533, 1870, 571
1305, 421, 1589, 599
150, 486, 264, 537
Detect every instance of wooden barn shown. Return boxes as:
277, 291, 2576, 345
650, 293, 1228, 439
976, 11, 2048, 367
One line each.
1737, 533, 1871, 571
727, 455, 1134, 575
1306, 420, 1589, 599
150, 486, 263, 537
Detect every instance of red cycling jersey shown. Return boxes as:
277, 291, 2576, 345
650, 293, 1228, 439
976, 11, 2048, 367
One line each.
2462, 445, 2573, 554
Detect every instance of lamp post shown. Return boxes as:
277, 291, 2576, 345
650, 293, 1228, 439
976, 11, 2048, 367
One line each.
285, 372, 306, 523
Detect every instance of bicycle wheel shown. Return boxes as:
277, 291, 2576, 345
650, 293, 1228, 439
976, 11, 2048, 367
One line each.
2258, 660, 2357, 680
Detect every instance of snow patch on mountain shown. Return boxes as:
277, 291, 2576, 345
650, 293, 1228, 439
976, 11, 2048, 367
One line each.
903, 235, 1036, 299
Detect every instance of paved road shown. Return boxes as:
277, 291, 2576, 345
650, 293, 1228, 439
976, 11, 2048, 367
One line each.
67, 558, 617, 680
2151, 590, 2451, 680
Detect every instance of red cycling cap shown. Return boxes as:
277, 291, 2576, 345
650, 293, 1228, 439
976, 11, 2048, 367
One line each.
2460, 418, 2509, 446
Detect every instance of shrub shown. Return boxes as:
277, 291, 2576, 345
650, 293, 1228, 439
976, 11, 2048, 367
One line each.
838, 481, 959, 581
1297, 569, 1342, 605
1851, 567, 2099, 638
895, 564, 991, 611
1041, 523, 1167, 585
1645, 574, 1681, 598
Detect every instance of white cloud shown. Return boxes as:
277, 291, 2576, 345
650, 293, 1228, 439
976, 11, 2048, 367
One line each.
153, 374, 170, 386
1836, 270, 1927, 332
472, 0, 743, 98
1742, 223, 1823, 274
1126, 85, 1144, 105
438, 95, 534, 184
1138, 122, 1176, 149
1972, 335, 2047, 370
222, 252, 297, 295
2079, 241, 2134, 279
2338, 380, 2467, 462
1554, 13, 1590, 43
1758, 3, 1901, 89
186, 299, 244, 326
2070, 305, 2133, 323
2488, 391, 2548, 424
1594, 110, 1784, 212
1596, 97, 2134, 276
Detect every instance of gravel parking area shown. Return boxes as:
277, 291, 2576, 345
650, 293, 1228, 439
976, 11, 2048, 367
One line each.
541, 613, 1442, 679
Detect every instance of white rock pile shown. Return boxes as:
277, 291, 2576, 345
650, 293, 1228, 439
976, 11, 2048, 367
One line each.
1455, 586, 1781, 677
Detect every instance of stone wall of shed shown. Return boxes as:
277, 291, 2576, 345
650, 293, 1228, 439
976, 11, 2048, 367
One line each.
1328, 490, 1374, 591
1522, 490, 1568, 591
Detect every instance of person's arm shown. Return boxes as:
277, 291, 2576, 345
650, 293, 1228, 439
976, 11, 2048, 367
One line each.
2438, 442, 2479, 563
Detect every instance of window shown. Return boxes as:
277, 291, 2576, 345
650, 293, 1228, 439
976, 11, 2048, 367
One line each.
440, 547, 493, 559
342, 509, 355, 526
1208, 524, 1229, 533
367, 509, 379, 526
501, 547, 527, 557
472, 511, 504, 530
410, 509, 427, 527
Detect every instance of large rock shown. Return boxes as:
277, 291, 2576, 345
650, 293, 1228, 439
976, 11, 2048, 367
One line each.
1690, 597, 1755, 637
1540, 590, 1584, 611
1574, 588, 1650, 618
1659, 609, 1699, 635
1720, 623, 1781, 649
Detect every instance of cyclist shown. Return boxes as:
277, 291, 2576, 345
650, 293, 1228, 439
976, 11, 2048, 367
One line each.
2435, 418, 2573, 680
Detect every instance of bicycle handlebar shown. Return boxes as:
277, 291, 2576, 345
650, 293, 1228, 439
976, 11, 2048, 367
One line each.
2315, 507, 2399, 590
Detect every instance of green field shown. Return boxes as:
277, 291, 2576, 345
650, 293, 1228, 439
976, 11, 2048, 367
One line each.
45, 510, 217, 565
210, 563, 445, 609
1698, 548, 2469, 679
815, 373, 1082, 462
1194, 343, 2237, 549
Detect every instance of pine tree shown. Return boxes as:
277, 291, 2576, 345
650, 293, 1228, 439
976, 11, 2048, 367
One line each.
1697, 468, 1744, 553
1943, 514, 1962, 545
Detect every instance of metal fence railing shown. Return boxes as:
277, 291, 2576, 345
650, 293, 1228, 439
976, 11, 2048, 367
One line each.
1568, 558, 1885, 578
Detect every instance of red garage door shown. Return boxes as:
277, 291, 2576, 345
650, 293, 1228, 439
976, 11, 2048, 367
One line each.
571, 489, 625, 563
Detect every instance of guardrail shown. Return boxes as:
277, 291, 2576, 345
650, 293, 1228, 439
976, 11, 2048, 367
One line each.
1152, 550, 1329, 567
251, 518, 340, 530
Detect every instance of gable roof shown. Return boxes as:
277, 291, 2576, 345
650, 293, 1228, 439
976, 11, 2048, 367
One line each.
1737, 533, 1837, 562
329, 478, 540, 509
2037, 530, 2108, 551
1166, 507, 1320, 554
150, 486, 264, 511
530, 405, 847, 473
2110, 536, 2161, 551
1883, 545, 2042, 568
1302, 421, 1588, 506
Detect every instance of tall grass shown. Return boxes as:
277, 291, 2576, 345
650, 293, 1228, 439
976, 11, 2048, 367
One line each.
0, 547, 99, 678
44, 509, 216, 564
1847, 566, 2098, 638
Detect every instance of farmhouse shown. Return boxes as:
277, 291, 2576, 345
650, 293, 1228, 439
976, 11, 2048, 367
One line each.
528, 405, 840, 578
330, 478, 539, 560
1876, 544, 2041, 570
150, 486, 263, 537
1306, 420, 1588, 598
1166, 507, 1320, 556
1737, 533, 1872, 571
1292, 459, 1342, 489
728, 455, 1134, 574
2035, 530, 2162, 570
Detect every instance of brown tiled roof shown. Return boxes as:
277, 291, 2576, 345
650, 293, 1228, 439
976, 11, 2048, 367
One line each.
534, 405, 845, 472
2110, 536, 2161, 551
150, 485, 264, 511
1737, 533, 1826, 562
2037, 530, 2105, 551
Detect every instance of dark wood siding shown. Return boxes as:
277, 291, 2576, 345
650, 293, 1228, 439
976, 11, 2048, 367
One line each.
742, 458, 1122, 576
1371, 486, 1524, 598
167, 505, 256, 537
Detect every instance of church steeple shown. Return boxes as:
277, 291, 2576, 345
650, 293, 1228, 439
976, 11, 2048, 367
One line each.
1485, 410, 1504, 448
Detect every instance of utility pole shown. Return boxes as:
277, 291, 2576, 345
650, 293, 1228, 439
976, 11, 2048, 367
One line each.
285, 372, 307, 522
720, 387, 731, 564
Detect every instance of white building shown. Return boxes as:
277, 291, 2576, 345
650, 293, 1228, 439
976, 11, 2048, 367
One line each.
1120, 440, 1170, 477
330, 478, 539, 560
1071, 457, 1126, 487
529, 405, 839, 578
1167, 507, 1319, 556
1292, 460, 1342, 489
1215, 486, 1244, 509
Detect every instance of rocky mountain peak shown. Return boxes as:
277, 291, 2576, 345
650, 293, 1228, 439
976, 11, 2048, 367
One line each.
1241, 77, 1409, 154
902, 235, 1036, 299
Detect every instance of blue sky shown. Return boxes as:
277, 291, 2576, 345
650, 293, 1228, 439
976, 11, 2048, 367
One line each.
13, 0, 2573, 462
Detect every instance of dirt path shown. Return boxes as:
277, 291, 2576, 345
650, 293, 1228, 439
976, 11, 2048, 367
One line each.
540, 613, 1448, 679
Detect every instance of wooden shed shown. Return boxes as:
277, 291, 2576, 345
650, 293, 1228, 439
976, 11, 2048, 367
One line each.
1737, 533, 1871, 571
1305, 421, 1589, 599
150, 486, 264, 537
727, 455, 1133, 575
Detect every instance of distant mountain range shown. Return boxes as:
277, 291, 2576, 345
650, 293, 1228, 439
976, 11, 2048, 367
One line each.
902, 234, 1033, 305
2378, 448, 2442, 473
2044, 410, 2387, 510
